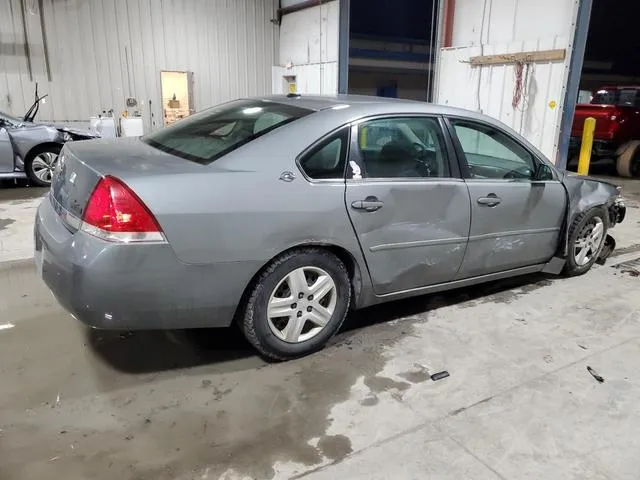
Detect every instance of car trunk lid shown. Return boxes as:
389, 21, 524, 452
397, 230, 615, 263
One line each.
50, 137, 204, 229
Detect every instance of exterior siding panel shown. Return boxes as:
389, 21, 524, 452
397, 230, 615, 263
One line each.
436, 0, 578, 162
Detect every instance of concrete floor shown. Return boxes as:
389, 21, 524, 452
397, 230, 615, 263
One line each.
1, 173, 640, 480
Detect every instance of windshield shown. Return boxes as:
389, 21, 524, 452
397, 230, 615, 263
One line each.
591, 88, 640, 107
143, 99, 312, 164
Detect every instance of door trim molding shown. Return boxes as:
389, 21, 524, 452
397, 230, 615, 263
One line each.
468, 227, 561, 243
370, 236, 466, 252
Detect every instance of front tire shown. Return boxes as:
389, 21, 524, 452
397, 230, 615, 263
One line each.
25, 144, 62, 187
563, 207, 608, 277
241, 248, 351, 361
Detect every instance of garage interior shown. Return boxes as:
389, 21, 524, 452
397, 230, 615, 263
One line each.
2, 1, 640, 479
347, 0, 438, 101
579, 0, 640, 93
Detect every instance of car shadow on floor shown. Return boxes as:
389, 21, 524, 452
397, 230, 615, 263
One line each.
87, 273, 554, 375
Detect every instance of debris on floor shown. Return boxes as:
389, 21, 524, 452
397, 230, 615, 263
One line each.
612, 257, 640, 277
431, 371, 450, 381
587, 366, 605, 383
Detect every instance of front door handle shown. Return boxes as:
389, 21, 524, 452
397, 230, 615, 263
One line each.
477, 194, 501, 207
351, 196, 384, 212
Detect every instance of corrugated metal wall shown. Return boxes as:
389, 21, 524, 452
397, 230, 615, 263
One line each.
0, 0, 279, 130
436, 0, 578, 161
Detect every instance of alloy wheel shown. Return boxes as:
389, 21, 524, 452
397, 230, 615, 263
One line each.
31, 151, 59, 184
573, 216, 604, 266
267, 266, 337, 343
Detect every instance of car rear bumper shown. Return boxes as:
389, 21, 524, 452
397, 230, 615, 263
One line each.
35, 196, 258, 330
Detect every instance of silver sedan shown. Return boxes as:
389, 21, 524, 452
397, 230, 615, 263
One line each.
35, 95, 626, 360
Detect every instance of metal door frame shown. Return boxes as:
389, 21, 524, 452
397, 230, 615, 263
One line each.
555, 0, 594, 169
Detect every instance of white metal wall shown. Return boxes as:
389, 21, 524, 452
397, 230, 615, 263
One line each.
0, 0, 279, 130
436, 0, 578, 160
273, 0, 339, 95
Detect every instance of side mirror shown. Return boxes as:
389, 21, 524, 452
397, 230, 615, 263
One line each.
535, 163, 554, 181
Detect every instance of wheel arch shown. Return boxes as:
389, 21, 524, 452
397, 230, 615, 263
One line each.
24, 141, 63, 162
233, 242, 367, 325
557, 200, 610, 260
558, 173, 620, 259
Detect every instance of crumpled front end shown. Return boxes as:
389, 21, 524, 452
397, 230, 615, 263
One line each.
559, 172, 626, 264
609, 196, 626, 226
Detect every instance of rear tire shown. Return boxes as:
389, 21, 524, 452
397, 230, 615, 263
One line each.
563, 207, 608, 277
616, 141, 640, 178
241, 248, 351, 361
25, 144, 62, 187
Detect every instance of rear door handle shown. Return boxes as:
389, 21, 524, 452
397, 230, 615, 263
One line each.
477, 195, 501, 207
351, 197, 384, 212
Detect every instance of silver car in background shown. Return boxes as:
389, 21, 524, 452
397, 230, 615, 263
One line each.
1, 89, 97, 186
35, 95, 626, 360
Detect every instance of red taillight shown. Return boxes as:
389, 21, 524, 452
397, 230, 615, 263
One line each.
82, 176, 165, 242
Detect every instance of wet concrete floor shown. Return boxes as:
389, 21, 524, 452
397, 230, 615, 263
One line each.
1, 173, 640, 479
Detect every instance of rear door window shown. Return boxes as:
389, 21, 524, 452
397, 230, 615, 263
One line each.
143, 100, 312, 164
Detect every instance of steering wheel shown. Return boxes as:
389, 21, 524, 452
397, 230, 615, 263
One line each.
504, 165, 534, 180
412, 142, 438, 176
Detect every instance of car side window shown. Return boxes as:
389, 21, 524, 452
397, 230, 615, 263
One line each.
450, 120, 538, 180
355, 117, 450, 179
298, 128, 349, 180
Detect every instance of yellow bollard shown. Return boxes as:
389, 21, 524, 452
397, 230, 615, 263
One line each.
577, 117, 596, 176
360, 126, 368, 149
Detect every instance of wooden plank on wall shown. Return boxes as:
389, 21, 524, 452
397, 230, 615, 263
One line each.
469, 49, 566, 66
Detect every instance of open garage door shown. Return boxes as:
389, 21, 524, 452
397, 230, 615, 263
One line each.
562, 0, 640, 178
347, 0, 439, 102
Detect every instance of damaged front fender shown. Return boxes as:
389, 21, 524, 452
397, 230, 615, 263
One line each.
558, 172, 624, 259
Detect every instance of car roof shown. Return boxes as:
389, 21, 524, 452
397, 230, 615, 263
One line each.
258, 94, 524, 133
260, 93, 477, 116
242, 94, 551, 164
255, 94, 513, 128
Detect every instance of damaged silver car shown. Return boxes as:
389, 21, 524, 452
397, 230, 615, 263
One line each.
35, 95, 626, 360
0, 87, 97, 186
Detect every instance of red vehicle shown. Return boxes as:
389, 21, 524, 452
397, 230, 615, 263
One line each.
570, 86, 640, 177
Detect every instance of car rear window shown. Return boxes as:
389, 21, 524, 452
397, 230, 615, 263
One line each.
143, 100, 312, 164
592, 89, 640, 107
